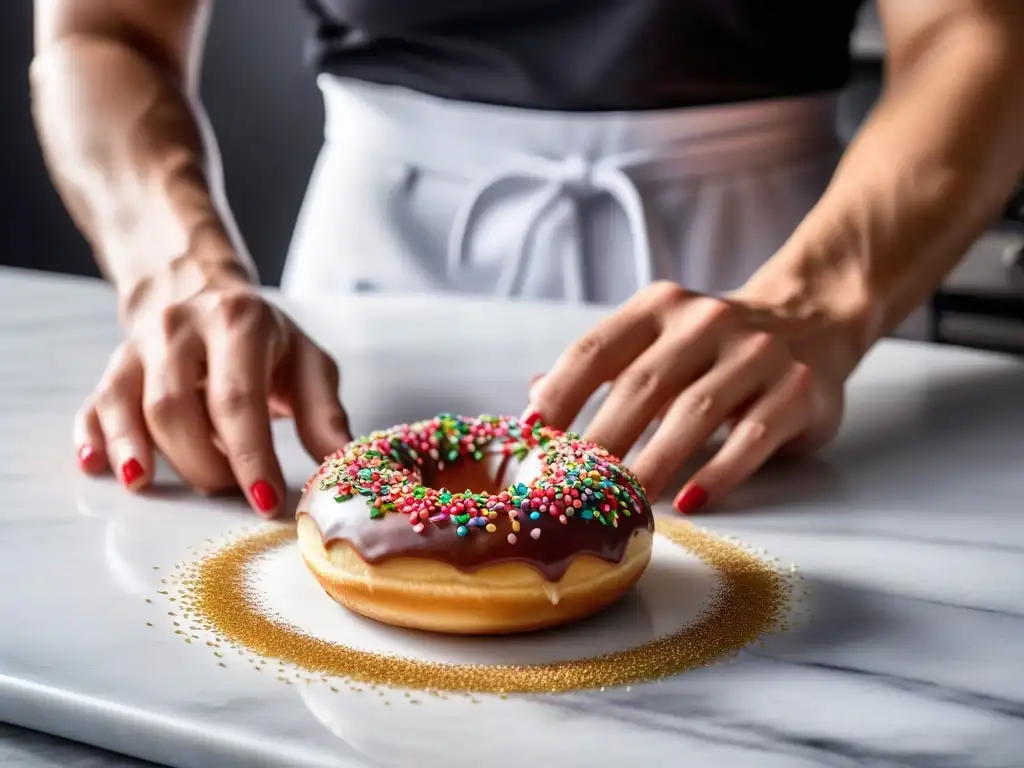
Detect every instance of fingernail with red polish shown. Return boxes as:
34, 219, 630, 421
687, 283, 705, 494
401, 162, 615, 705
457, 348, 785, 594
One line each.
250, 480, 279, 515
77, 445, 99, 471
120, 458, 145, 488
674, 485, 709, 515
521, 408, 543, 428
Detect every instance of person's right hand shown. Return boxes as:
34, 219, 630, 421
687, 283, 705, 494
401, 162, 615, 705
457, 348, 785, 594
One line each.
74, 269, 352, 518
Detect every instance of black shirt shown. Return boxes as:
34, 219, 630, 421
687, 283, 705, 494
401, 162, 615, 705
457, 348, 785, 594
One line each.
303, 0, 867, 111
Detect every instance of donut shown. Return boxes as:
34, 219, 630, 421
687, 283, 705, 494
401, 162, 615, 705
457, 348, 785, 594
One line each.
296, 413, 654, 634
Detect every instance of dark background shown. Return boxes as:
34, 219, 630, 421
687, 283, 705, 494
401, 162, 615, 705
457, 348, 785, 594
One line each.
0, 2, 883, 287
1, 1, 325, 287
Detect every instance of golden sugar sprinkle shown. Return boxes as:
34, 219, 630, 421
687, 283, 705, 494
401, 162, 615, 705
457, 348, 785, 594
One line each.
171, 519, 795, 694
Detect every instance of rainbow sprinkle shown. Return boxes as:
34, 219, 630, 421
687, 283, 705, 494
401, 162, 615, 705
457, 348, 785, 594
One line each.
310, 414, 648, 542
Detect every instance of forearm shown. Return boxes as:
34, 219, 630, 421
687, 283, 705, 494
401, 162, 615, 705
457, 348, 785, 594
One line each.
29, 26, 254, 317
742, 9, 1024, 363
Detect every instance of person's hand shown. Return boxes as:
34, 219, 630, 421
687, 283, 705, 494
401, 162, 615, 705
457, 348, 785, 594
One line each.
525, 281, 860, 514
74, 268, 352, 517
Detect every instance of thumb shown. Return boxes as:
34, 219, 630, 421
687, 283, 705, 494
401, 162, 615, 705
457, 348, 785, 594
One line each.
289, 338, 352, 462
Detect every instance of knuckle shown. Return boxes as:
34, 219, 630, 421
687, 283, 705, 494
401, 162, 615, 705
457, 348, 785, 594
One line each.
694, 299, 732, 331
94, 373, 133, 409
569, 332, 605, 363
744, 331, 780, 359
210, 384, 259, 419
98, 346, 136, 389
646, 280, 687, 306
157, 303, 190, 340
144, 389, 191, 424
676, 390, 718, 421
92, 384, 120, 411
229, 447, 265, 470
211, 290, 266, 329
618, 367, 663, 399
104, 343, 133, 371
736, 418, 770, 443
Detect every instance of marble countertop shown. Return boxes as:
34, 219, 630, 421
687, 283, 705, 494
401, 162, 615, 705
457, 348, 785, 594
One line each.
2, 266, 1023, 768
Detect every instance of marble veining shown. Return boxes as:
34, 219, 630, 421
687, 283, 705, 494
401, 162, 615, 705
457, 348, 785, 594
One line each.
1, 266, 1023, 768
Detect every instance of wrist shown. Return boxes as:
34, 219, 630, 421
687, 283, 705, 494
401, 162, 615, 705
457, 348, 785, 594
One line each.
734, 246, 883, 379
116, 224, 257, 327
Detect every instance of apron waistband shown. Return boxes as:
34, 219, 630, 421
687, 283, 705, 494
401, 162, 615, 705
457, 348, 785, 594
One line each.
318, 75, 840, 302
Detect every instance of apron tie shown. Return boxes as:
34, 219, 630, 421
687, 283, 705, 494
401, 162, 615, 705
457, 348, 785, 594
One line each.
446, 152, 656, 303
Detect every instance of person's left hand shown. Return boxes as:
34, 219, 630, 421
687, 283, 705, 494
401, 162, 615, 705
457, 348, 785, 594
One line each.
524, 281, 861, 514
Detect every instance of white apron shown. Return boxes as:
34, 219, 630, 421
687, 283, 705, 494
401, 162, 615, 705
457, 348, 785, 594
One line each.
283, 75, 927, 337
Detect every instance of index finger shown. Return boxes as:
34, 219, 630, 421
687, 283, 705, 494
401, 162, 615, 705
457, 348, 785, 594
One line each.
527, 300, 660, 431
205, 329, 284, 518
290, 336, 352, 462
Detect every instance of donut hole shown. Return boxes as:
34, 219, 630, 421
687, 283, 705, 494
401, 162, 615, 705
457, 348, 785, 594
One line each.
418, 451, 523, 497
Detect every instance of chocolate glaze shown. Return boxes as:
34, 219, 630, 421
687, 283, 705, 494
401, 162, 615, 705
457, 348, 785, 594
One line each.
298, 462, 653, 583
